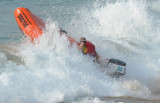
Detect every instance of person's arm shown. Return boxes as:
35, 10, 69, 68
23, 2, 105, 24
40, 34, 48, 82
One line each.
78, 42, 85, 50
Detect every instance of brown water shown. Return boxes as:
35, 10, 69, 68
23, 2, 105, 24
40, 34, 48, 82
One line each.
0, 44, 24, 65
67, 96, 160, 103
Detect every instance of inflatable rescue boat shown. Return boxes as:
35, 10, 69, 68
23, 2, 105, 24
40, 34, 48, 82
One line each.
14, 7, 76, 44
14, 7, 45, 41
14, 7, 126, 78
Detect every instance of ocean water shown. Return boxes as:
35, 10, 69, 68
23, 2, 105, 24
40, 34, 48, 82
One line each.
0, 0, 160, 103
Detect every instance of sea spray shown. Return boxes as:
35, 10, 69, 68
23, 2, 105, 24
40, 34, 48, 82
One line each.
0, 0, 159, 102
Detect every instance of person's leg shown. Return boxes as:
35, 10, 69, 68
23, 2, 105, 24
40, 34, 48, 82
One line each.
95, 51, 101, 61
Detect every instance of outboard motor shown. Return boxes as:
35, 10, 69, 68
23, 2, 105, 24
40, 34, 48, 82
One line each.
107, 58, 126, 78
98, 58, 127, 78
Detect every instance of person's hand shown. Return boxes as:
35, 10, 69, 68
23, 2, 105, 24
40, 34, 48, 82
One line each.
77, 42, 80, 46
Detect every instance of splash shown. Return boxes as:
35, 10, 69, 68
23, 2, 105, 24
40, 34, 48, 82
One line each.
0, 0, 160, 102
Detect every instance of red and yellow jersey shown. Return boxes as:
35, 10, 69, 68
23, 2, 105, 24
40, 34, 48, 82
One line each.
82, 41, 96, 56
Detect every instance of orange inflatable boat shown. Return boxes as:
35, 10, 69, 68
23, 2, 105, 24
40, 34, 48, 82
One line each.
14, 8, 127, 78
14, 7, 45, 41
14, 7, 76, 44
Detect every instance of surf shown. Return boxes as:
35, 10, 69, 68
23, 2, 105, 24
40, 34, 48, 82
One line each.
0, 0, 160, 102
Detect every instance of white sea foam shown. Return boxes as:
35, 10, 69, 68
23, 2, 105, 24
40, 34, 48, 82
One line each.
0, 0, 160, 103
150, 0, 160, 12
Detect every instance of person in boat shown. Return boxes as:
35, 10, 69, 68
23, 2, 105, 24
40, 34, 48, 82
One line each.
78, 37, 101, 62
58, 29, 101, 61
